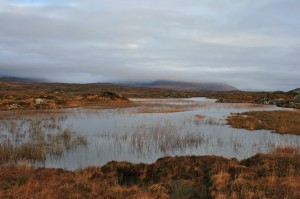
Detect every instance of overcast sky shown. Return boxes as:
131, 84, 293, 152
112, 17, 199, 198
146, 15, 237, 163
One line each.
0, 0, 299, 91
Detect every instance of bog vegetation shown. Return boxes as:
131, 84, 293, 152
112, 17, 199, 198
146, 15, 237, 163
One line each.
0, 118, 87, 165
0, 147, 299, 198
1, 81, 300, 198
227, 110, 300, 135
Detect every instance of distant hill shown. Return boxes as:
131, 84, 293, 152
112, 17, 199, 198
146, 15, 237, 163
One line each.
0, 77, 238, 92
288, 88, 300, 95
130, 80, 239, 92
290, 88, 300, 92
0, 76, 46, 83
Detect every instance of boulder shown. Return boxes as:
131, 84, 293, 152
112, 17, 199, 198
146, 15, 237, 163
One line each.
10, 104, 20, 108
254, 97, 270, 105
292, 95, 300, 103
254, 97, 286, 105
101, 91, 127, 100
274, 98, 285, 106
294, 90, 300, 96
215, 98, 236, 103
35, 98, 47, 105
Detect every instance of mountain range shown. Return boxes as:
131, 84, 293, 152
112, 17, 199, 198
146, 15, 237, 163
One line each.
128, 80, 239, 92
0, 76, 239, 92
0, 76, 46, 83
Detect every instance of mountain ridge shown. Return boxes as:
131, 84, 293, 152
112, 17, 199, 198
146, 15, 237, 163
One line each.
127, 80, 239, 92
0, 76, 46, 83
0, 76, 239, 92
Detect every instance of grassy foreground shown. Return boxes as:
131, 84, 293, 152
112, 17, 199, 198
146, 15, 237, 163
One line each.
0, 148, 299, 199
227, 110, 300, 135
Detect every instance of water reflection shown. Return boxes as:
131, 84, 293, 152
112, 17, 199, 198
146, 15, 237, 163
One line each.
0, 98, 299, 170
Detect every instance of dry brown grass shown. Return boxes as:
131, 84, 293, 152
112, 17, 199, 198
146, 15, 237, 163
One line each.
227, 110, 300, 135
0, 81, 191, 111
195, 114, 205, 119
2, 80, 297, 111
0, 147, 299, 198
0, 119, 88, 165
197, 91, 293, 103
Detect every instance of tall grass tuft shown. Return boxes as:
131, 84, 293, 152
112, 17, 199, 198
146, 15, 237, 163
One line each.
0, 118, 88, 165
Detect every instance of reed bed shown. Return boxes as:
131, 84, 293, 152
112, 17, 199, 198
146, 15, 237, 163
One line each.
0, 117, 87, 165
108, 123, 206, 156
132, 98, 213, 113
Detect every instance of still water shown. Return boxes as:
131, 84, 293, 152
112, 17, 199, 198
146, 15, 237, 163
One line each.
0, 98, 299, 170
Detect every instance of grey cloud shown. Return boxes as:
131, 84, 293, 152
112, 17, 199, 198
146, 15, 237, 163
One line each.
0, 0, 299, 91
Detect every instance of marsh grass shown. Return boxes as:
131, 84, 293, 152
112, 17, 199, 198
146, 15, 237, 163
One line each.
0, 140, 47, 162
109, 123, 205, 156
47, 129, 88, 156
0, 118, 87, 165
195, 114, 205, 119
227, 110, 300, 135
1, 147, 299, 198
132, 98, 212, 114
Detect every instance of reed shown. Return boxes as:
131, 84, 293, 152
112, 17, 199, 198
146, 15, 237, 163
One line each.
0, 117, 87, 165
110, 122, 205, 156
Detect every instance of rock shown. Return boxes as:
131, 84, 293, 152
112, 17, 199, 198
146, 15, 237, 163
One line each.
10, 104, 20, 108
254, 97, 286, 105
101, 91, 127, 100
289, 102, 295, 106
293, 89, 300, 96
254, 97, 270, 105
274, 98, 285, 106
215, 98, 224, 103
292, 95, 300, 103
35, 98, 47, 105
215, 98, 236, 103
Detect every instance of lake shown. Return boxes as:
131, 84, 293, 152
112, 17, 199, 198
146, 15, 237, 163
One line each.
0, 98, 299, 170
